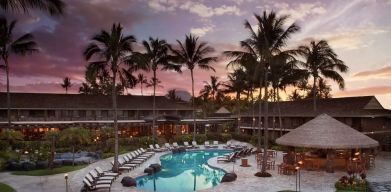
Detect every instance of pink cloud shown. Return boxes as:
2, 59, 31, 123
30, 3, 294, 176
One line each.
353, 66, 391, 78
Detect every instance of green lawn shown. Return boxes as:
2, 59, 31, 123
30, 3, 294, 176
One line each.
12, 165, 87, 176
0, 183, 16, 192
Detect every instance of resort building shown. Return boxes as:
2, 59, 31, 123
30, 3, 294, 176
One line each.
239, 96, 391, 149
0, 93, 197, 139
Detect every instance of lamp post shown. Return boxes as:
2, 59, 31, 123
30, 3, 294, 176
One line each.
64, 173, 68, 192
295, 166, 301, 192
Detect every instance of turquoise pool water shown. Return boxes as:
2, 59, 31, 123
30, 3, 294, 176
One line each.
136, 149, 231, 192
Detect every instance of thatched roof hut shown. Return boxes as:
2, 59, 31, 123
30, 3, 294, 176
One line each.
276, 114, 379, 149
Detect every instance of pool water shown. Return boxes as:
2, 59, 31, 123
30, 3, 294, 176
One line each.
136, 149, 231, 192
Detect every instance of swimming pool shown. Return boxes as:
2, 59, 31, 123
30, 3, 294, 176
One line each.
136, 149, 231, 192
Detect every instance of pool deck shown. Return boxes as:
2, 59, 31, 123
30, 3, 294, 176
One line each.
0, 141, 390, 192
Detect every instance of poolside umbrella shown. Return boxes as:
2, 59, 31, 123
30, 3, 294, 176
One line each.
276, 114, 379, 172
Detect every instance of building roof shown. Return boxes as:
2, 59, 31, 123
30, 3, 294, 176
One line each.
0, 93, 192, 110
214, 107, 231, 114
275, 114, 379, 149
241, 96, 391, 117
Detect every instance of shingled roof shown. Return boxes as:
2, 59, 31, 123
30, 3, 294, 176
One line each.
0, 93, 192, 110
241, 96, 391, 117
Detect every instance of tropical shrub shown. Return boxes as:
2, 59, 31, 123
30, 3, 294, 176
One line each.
335, 171, 368, 191
220, 133, 232, 142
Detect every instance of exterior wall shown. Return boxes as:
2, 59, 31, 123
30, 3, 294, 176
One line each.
0, 109, 193, 122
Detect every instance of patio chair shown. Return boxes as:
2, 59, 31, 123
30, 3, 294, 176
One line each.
173, 142, 181, 148
85, 174, 112, 185
124, 154, 143, 165
217, 152, 236, 163
192, 141, 200, 148
134, 150, 152, 158
155, 144, 168, 151
138, 149, 154, 158
83, 178, 111, 192
212, 141, 219, 148
122, 156, 141, 167
95, 167, 119, 178
140, 148, 155, 155
89, 170, 115, 182
223, 141, 232, 149
111, 160, 132, 172
165, 143, 173, 150
184, 141, 193, 149
149, 144, 163, 152
130, 152, 148, 162
204, 141, 211, 148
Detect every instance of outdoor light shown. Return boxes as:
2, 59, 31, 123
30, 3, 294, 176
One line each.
253, 117, 256, 121
295, 166, 301, 192
24, 151, 29, 154
64, 173, 69, 192
354, 152, 360, 156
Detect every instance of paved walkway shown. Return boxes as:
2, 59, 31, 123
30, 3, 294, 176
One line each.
369, 181, 391, 192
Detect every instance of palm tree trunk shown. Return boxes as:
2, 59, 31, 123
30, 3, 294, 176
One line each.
72, 145, 75, 166
140, 83, 143, 96
257, 85, 262, 150
313, 76, 317, 112
261, 66, 269, 174
191, 69, 196, 141
112, 69, 119, 173
236, 92, 240, 133
49, 135, 55, 169
5, 57, 11, 130
271, 88, 276, 141
277, 89, 283, 137
152, 69, 157, 144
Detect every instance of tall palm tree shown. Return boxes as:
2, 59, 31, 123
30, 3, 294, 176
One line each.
297, 40, 348, 111
0, 0, 65, 16
43, 130, 59, 169
223, 69, 247, 133
83, 23, 145, 172
61, 76, 72, 94
170, 34, 217, 141
269, 53, 307, 136
226, 11, 300, 175
131, 37, 179, 143
0, 17, 38, 130
137, 73, 147, 96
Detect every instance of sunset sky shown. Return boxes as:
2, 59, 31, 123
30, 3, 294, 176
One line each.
1, 0, 390, 108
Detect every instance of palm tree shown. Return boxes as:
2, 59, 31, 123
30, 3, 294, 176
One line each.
131, 37, 180, 143
200, 76, 224, 103
0, 129, 23, 150
137, 73, 148, 96
0, 17, 38, 130
83, 23, 145, 172
61, 76, 72, 94
0, 0, 65, 16
223, 69, 247, 133
59, 127, 90, 166
170, 34, 217, 141
166, 89, 181, 101
226, 11, 300, 175
297, 40, 348, 111
43, 130, 59, 169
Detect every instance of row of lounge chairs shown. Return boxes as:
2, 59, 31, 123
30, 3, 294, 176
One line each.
217, 148, 255, 163
83, 148, 154, 191
149, 141, 221, 152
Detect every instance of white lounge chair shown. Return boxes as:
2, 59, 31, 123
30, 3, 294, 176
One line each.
184, 141, 192, 149
149, 144, 163, 152
223, 141, 232, 149
165, 143, 173, 150
83, 178, 112, 192
140, 148, 155, 155
204, 141, 211, 148
212, 141, 219, 148
192, 141, 199, 148
89, 170, 115, 182
173, 142, 180, 148
85, 174, 112, 185
155, 144, 167, 151
95, 167, 119, 178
